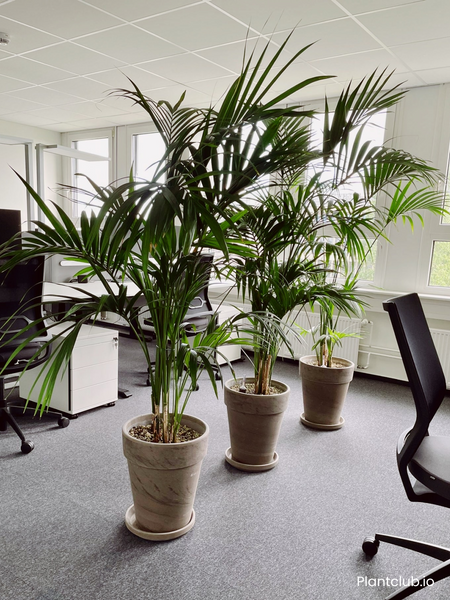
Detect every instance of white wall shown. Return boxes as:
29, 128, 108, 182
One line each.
0, 119, 62, 230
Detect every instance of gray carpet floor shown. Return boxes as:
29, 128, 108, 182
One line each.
2, 336, 450, 600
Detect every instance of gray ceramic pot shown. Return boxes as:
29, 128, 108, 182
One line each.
224, 378, 290, 471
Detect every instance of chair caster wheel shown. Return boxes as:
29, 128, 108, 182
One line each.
362, 536, 380, 557
58, 417, 70, 428
21, 440, 34, 454
214, 372, 221, 381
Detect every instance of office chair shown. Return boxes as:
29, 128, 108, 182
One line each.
0, 257, 69, 454
362, 293, 450, 599
144, 253, 221, 387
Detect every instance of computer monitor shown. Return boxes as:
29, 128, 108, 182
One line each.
0, 208, 21, 246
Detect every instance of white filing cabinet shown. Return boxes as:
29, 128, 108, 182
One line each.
211, 303, 242, 365
20, 323, 119, 417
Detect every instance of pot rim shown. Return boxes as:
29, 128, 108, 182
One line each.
122, 413, 209, 447
224, 377, 290, 396
300, 355, 354, 369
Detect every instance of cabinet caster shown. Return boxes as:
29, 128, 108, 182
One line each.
214, 371, 221, 381
362, 536, 380, 557
105, 402, 115, 407
58, 416, 70, 428
21, 440, 34, 454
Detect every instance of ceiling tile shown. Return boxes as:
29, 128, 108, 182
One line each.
358, 0, 450, 47
82, 0, 199, 22
272, 18, 382, 61
57, 116, 117, 131
0, 111, 58, 127
107, 112, 152, 125
7, 85, 81, 106
24, 42, 127, 75
0, 73, 32, 92
139, 54, 232, 84
189, 75, 238, 102
0, 16, 61, 53
391, 37, 450, 71
27, 106, 90, 122
338, 0, 425, 13
46, 77, 111, 100
88, 65, 175, 91
60, 100, 128, 118
76, 24, 184, 64
0, 0, 122, 39
210, 0, 346, 33
310, 49, 410, 81
148, 85, 211, 105
0, 56, 74, 84
137, 4, 250, 51
416, 66, 450, 85
0, 93, 45, 114
197, 38, 292, 75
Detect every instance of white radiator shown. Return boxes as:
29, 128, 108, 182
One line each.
281, 311, 363, 365
430, 328, 450, 386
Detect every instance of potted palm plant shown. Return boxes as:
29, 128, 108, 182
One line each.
211, 69, 447, 448
0, 34, 335, 537
295, 72, 448, 430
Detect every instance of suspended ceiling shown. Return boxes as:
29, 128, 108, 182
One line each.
0, 0, 448, 132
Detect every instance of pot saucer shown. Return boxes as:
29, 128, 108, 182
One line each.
225, 447, 279, 472
300, 413, 344, 430
125, 505, 195, 541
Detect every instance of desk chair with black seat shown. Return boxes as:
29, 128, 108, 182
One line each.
0, 256, 69, 454
144, 253, 220, 387
362, 292, 450, 599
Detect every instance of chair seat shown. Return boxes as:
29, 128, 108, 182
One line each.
410, 436, 450, 500
0, 343, 45, 368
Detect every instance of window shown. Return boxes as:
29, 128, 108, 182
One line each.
307, 110, 387, 284
427, 164, 450, 288
132, 131, 166, 182
72, 137, 110, 218
62, 128, 114, 221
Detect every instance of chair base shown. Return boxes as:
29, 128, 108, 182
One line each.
363, 533, 450, 599
0, 386, 70, 454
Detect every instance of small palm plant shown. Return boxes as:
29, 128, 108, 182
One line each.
208, 70, 447, 391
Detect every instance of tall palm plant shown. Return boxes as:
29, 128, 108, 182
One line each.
0, 34, 335, 442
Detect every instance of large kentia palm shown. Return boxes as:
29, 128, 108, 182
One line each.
0, 35, 333, 442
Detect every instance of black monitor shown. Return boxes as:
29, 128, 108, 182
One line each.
0, 208, 22, 246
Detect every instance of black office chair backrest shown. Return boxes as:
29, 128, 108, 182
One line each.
383, 294, 447, 497
383, 293, 446, 426
182, 253, 215, 332
0, 257, 50, 374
